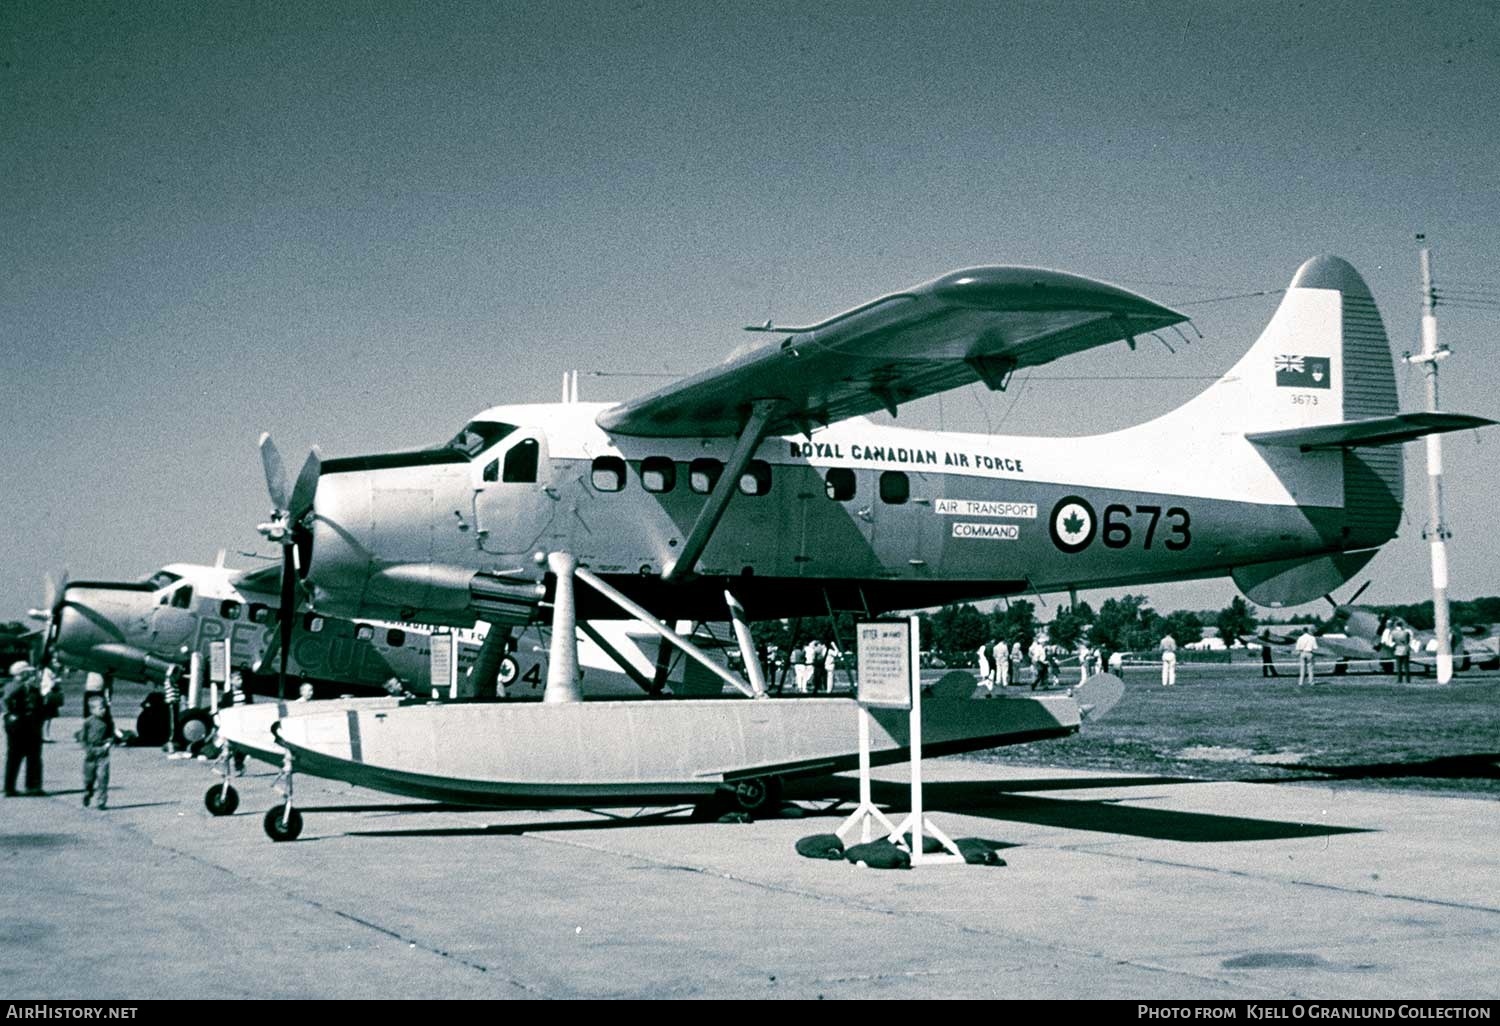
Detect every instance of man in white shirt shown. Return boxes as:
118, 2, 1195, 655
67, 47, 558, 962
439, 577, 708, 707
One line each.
1159, 634, 1177, 686
1295, 629, 1319, 685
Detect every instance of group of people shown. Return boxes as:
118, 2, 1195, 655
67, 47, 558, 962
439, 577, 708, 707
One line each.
4, 660, 112, 807
764, 639, 840, 694
975, 637, 1100, 692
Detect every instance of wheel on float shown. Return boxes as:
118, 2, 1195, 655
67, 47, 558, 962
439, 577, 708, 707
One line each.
730, 775, 782, 815
263, 805, 304, 842
204, 784, 239, 816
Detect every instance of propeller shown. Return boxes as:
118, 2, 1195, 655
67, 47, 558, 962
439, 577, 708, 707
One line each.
31, 570, 70, 670
256, 434, 321, 698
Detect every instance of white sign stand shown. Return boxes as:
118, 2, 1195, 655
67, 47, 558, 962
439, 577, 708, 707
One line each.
840, 616, 963, 866
430, 632, 458, 700
207, 640, 230, 713
889, 615, 963, 866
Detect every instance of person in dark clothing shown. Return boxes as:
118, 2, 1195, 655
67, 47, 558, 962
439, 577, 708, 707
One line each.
4, 661, 45, 795
1260, 631, 1279, 678
77, 693, 115, 808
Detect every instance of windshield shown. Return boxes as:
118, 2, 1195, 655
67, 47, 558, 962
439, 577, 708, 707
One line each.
145, 571, 182, 591
443, 421, 517, 458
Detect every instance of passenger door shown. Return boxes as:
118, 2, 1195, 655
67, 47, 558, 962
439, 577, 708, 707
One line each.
473, 431, 558, 556
150, 584, 199, 653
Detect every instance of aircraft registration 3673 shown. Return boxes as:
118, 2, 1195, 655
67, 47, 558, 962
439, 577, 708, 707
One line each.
241, 255, 1491, 840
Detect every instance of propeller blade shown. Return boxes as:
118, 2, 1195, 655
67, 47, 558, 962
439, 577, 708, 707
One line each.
278, 544, 297, 700
1346, 580, 1373, 606
288, 446, 322, 521
42, 573, 57, 613
259, 433, 290, 512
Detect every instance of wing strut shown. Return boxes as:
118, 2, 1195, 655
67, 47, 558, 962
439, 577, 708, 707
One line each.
663, 398, 783, 581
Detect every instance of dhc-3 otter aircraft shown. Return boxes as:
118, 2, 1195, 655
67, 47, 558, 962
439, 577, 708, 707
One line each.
245, 255, 1490, 840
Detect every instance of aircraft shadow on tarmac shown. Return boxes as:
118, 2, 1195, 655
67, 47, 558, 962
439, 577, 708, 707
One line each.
329, 773, 1366, 845
1257, 751, 1500, 783
805, 776, 1370, 844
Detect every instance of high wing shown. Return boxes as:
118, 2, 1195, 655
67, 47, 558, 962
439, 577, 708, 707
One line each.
597, 266, 1187, 438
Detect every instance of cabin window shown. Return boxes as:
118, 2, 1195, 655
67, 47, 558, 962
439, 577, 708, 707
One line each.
483, 458, 499, 483
502, 438, 539, 483
387, 628, 406, 648
248, 604, 270, 624
356, 625, 374, 641
824, 468, 856, 501
591, 456, 626, 492
170, 586, 194, 610
738, 460, 772, 496
219, 600, 242, 620
879, 471, 909, 505
641, 456, 676, 493
689, 458, 724, 494
304, 613, 324, 633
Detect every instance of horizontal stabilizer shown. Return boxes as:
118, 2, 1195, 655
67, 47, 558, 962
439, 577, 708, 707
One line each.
1246, 412, 1494, 452
1233, 549, 1379, 608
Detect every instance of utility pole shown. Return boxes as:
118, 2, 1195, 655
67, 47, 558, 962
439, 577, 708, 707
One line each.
1407, 234, 1454, 684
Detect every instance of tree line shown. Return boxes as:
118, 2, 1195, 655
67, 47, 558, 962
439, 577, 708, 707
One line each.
746, 594, 1262, 663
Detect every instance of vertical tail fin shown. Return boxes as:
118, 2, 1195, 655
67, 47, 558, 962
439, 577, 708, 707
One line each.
1157, 256, 1403, 607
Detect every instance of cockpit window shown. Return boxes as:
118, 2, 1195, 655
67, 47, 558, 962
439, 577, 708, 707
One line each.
444, 421, 517, 458
502, 438, 540, 483
146, 571, 182, 591
170, 585, 194, 609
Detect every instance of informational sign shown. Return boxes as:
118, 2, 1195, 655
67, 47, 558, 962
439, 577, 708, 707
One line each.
208, 640, 230, 684
429, 631, 458, 700
855, 620, 913, 710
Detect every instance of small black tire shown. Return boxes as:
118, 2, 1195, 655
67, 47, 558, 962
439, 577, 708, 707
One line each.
730, 775, 782, 815
263, 805, 304, 842
204, 784, 239, 816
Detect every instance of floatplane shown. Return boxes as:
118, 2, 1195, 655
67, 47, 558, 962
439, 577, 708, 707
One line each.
239, 255, 1488, 840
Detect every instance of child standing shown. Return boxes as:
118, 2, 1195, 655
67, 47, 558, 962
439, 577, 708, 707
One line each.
76, 693, 114, 809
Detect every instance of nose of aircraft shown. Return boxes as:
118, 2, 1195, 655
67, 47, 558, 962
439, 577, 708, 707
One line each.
303, 452, 474, 620
53, 586, 133, 660
304, 467, 376, 618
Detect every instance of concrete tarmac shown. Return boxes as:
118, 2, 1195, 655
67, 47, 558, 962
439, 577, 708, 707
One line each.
3, 714, 1496, 1000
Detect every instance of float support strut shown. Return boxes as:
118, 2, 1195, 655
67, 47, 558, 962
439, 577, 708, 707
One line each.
575, 567, 758, 698
725, 591, 767, 698
544, 552, 583, 703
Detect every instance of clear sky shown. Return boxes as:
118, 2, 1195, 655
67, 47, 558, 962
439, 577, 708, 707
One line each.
3, 1, 1497, 623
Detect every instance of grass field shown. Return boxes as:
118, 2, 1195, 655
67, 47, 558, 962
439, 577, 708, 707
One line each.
969, 662, 1500, 798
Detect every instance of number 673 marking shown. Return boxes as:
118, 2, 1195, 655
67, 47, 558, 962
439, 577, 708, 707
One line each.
1101, 504, 1191, 551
